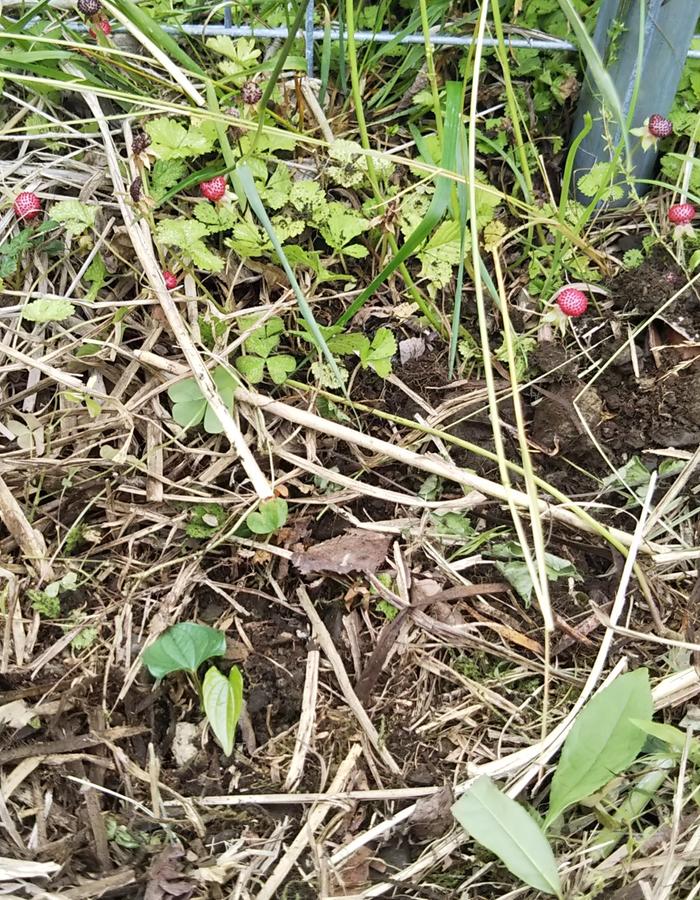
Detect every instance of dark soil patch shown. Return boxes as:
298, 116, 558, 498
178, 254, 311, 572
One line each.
530, 250, 700, 481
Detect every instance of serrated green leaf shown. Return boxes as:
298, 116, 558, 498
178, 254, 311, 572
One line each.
239, 315, 283, 358
23, 298, 75, 323
266, 354, 295, 384
194, 201, 237, 233
225, 221, 272, 257
320, 203, 369, 252
202, 665, 244, 756
146, 117, 215, 160
83, 254, 106, 301
452, 777, 561, 897
546, 670, 653, 827
246, 498, 288, 534
151, 159, 187, 199
142, 622, 226, 678
51, 200, 97, 237
235, 355, 266, 383
328, 332, 370, 356
261, 164, 293, 210
360, 327, 396, 378
155, 218, 223, 273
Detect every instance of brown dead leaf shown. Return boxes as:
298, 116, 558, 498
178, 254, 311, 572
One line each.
330, 845, 373, 893
408, 785, 454, 841
399, 336, 427, 365
144, 847, 195, 900
292, 529, 392, 575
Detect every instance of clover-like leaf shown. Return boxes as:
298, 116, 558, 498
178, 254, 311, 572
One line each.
246, 498, 288, 534
235, 355, 266, 384
266, 355, 295, 384
168, 366, 237, 434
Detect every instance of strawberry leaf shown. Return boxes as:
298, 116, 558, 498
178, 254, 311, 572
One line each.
146, 117, 215, 160
23, 298, 75, 323
360, 327, 396, 378
51, 200, 97, 236
156, 218, 224, 273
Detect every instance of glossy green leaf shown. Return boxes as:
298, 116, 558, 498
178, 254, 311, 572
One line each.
142, 623, 226, 678
546, 669, 653, 827
246, 498, 288, 535
452, 777, 562, 897
202, 665, 244, 756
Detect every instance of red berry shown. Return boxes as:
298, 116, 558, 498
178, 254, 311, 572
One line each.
648, 114, 673, 138
162, 271, 178, 290
199, 176, 227, 202
13, 192, 42, 221
668, 203, 696, 226
556, 288, 588, 318
89, 19, 111, 36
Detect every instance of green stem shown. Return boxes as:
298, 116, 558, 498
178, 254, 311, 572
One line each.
417, 0, 442, 141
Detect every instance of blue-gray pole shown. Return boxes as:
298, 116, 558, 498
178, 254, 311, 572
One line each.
572, 0, 700, 203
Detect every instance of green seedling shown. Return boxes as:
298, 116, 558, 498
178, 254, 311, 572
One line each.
143, 622, 243, 757
167, 366, 236, 434
452, 669, 654, 897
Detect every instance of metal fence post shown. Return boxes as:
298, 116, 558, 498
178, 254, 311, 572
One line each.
304, 0, 315, 77
571, 0, 700, 203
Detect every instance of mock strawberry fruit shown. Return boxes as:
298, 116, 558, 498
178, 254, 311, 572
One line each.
241, 81, 263, 105
199, 176, 227, 202
13, 191, 42, 221
131, 131, 151, 156
669, 202, 696, 238
129, 176, 143, 202
648, 114, 673, 138
668, 203, 696, 225
89, 19, 111, 36
77, 0, 101, 14
163, 271, 179, 290
556, 288, 588, 318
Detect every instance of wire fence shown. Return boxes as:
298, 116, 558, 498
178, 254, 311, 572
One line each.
64, 1, 700, 78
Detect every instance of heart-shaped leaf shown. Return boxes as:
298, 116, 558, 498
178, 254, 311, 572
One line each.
142, 623, 226, 678
202, 665, 244, 756
246, 498, 288, 534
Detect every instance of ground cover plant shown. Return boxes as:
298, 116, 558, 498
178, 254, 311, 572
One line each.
1, 0, 700, 896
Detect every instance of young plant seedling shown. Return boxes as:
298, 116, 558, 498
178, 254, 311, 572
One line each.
142, 622, 244, 757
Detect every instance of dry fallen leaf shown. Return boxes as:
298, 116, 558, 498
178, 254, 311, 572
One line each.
171, 722, 200, 767
0, 857, 60, 881
144, 846, 195, 900
407, 785, 454, 841
329, 845, 373, 893
399, 336, 427, 365
292, 529, 392, 576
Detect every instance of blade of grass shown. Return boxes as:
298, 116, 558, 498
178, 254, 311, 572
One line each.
234, 164, 346, 390
466, 0, 552, 632
251, 0, 309, 152
335, 81, 463, 330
